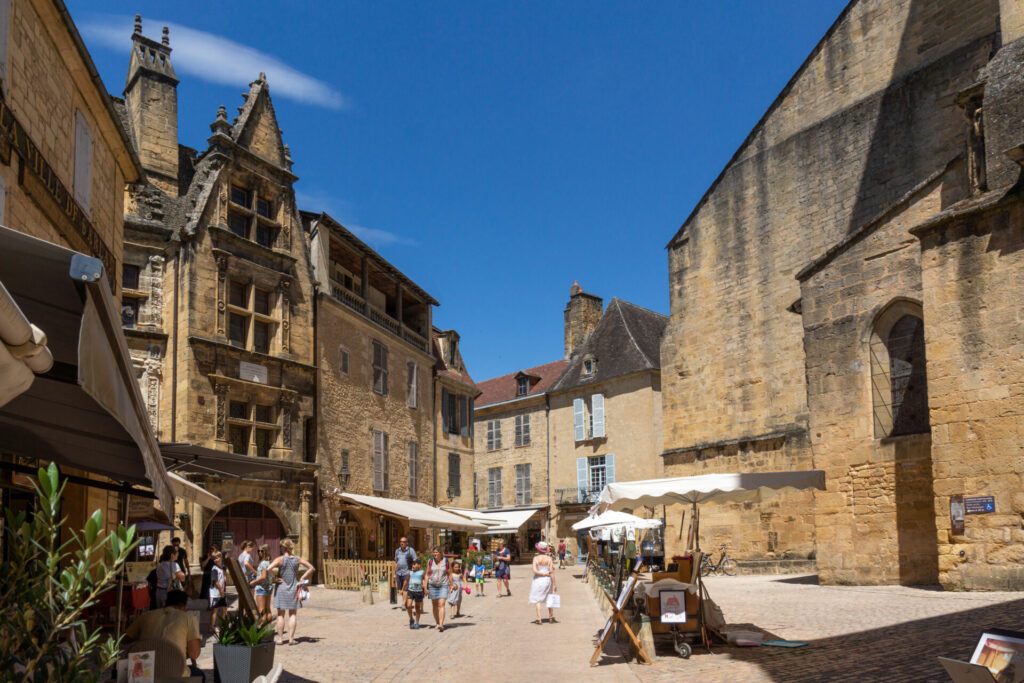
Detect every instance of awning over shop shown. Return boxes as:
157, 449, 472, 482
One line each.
339, 492, 487, 532
0, 226, 175, 514
474, 507, 546, 535
595, 470, 827, 511
571, 509, 663, 531
439, 506, 504, 528
161, 442, 312, 478
168, 471, 221, 510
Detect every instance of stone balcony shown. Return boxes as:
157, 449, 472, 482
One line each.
329, 280, 430, 353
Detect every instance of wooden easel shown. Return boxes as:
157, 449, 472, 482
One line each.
226, 556, 258, 620
590, 554, 652, 666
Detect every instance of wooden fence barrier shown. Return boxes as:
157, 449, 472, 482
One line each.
322, 559, 396, 591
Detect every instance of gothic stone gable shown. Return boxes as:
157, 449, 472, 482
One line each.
233, 78, 287, 169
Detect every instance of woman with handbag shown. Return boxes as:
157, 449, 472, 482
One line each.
529, 541, 558, 624
268, 538, 315, 646
155, 544, 186, 608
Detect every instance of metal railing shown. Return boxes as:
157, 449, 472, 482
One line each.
554, 487, 602, 505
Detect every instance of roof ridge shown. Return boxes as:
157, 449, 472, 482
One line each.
613, 297, 669, 320
614, 299, 654, 368
477, 358, 565, 387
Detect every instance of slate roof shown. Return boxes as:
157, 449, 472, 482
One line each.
548, 298, 667, 393
475, 359, 568, 408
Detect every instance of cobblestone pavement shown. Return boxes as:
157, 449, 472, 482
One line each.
193, 571, 1024, 682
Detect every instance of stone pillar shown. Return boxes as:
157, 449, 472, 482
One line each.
190, 501, 205, 570
277, 277, 292, 353
215, 252, 229, 337
299, 487, 312, 559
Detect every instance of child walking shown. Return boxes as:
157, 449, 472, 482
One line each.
448, 561, 464, 619
405, 558, 425, 629
473, 557, 486, 596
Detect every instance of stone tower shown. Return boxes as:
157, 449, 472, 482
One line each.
563, 281, 602, 359
123, 16, 179, 195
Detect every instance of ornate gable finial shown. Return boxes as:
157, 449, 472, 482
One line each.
210, 104, 232, 135
161, 26, 169, 46
134, 14, 142, 34
570, 280, 582, 296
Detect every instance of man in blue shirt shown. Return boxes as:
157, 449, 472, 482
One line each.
395, 537, 417, 612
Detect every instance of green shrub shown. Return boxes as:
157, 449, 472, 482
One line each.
0, 463, 137, 682
215, 611, 275, 647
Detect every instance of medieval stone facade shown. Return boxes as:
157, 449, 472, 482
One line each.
117, 20, 317, 562
432, 329, 478, 511
660, 0, 1023, 589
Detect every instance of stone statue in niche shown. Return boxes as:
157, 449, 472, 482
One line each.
965, 97, 987, 194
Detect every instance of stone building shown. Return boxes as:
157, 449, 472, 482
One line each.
473, 283, 666, 557
661, 0, 1023, 588
0, 0, 144, 536
549, 294, 666, 557
432, 328, 479, 511
305, 211, 438, 558
116, 19, 318, 561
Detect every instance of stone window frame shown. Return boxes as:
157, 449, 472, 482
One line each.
486, 419, 502, 451
515, 463, 531, 505
225, 397, 280, 457
581, 354, 597, 379
487, 466, 502, 509
120, 259, 151, 329
225, 273, 280, 355
516, 376, 529, 396
514, 413, 531, 447
338, 345, 350, 376
228, 180, 280, 249
866, 298, 931, 439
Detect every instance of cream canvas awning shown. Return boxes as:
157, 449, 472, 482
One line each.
596, 470, 827, 511
168, 472, 221, 511
474, 507, 545, 535
440, 507, 504, 528
0, 226, 176, 514
340, 492, 487, 532
571, 509, 663, 531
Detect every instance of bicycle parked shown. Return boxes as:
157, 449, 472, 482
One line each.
699, 544, 737, 577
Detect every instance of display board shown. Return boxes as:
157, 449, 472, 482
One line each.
225, 555, 258, 619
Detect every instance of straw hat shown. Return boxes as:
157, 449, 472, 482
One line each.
535, 541, 551, 553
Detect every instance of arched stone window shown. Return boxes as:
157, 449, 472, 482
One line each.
870, 302, 930, 438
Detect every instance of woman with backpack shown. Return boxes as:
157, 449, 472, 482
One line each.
426, 547, 453, 632
155, 544, 186, 608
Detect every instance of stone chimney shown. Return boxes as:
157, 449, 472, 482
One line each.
564, 281, 602, 359
123, 16, 180, 195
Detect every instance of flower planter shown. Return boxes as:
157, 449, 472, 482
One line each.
213, 641, 275, 683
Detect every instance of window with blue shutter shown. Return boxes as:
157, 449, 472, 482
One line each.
459, 396, 469, 437
441, 387, 450, 433
605, 453, 615, 485
591, 393, 605, 438
576, 457, 587, 503
573, 398, 585, 442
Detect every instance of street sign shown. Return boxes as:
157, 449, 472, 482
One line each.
965, 496, 995, 515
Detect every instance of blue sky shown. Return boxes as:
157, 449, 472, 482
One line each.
69, 1, 847, 381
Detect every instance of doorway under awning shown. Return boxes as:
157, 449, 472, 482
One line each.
0, 226, 176, 514
339, 492, 487, 532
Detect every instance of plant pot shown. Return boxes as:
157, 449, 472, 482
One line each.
377, 579, 388, 597
213, 641, 275, 683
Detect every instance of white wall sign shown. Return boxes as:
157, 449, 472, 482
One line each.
239, 361, 268, 384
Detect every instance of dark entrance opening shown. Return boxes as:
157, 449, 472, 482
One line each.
205, 501, 285, 559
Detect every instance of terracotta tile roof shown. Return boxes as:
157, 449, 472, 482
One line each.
475, 359, 568, 407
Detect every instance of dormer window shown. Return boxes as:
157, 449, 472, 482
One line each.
228, 184, 278, 248
582, 355, 597, 378
516, 376, 529, 397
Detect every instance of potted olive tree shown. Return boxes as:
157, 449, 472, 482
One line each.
213, 610, 276, 683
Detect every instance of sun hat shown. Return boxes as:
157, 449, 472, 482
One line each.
535, 541, 551, 553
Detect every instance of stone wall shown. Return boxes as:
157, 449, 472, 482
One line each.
473, 396, 550, 513
915, 191, 1024, 590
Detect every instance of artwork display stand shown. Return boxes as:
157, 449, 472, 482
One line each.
225, 556, 258, 620
590, 553, 652, 666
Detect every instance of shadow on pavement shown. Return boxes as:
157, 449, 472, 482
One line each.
772, 574, 819, 585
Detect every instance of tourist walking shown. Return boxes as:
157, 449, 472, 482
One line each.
199, 544, 217, 600
493, 539, 512, 597
557, 539, 567, 569
208, 551, 227, 635
472, 556, 486, 596
250, 544, 273, 623
529, 541, 558, 624
171, 536, 191, 582
405, 558, 425, 629
448, 560, 464, 619
426, 547, 453, 632
269, 538, 316, 645
394, 536, 417, 604
155, 544, 186, 608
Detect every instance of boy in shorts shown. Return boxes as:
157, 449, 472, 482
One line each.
473, 558, 487, 596
405, 558, 425, 629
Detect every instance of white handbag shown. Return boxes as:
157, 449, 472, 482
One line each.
546, 593, 561, 609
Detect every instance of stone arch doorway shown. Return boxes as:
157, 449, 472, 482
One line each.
205, 501, 287, 559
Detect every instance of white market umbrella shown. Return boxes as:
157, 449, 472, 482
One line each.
571, 509, 663, 531
596, 470, 826, 551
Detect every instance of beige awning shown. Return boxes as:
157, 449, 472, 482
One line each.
471, 507, 546, 535
340, 492, 487, 532
168, 472, 221, 511
0, 225, 175, 515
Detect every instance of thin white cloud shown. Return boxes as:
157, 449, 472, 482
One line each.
295, 191, 416, 248
81, 15, 347, 110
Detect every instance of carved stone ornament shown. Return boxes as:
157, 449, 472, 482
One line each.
214, 382, 230, 440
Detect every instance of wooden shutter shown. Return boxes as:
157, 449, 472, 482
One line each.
605, 453, 615, 485
592, 393, 605, 438
372, 430, 384, 491
573, 398, 585, 441
74, 111, 92, 212
407, 362, 417, 408
382, 432, 389, 489
408, 442, 417, 497
459, 396, 469, 437
576, 457, 587, 502
441, 387, 450, 432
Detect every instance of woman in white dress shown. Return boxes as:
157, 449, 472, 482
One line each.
528, 541, 558, 624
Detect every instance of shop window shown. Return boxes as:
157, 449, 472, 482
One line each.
871, 305, 930, 438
